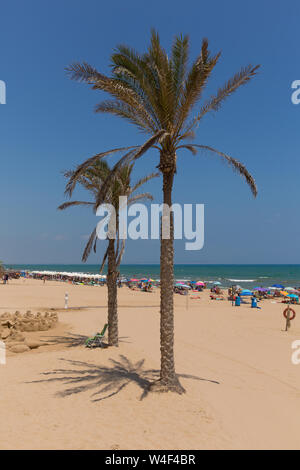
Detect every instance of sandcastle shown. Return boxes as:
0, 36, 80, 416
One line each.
0, 310, 58, 353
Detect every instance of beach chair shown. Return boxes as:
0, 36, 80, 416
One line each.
85, 323, 108, 348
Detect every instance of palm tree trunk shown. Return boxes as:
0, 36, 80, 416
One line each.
107, 238, 118, 346
150, 153, 185, 394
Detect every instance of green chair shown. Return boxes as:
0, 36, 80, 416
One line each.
85, 323, 108, 348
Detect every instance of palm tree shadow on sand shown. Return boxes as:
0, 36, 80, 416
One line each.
28, 355, 220, 401
40, 332, 131, 348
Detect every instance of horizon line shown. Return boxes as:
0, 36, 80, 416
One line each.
4, 263, 300, 267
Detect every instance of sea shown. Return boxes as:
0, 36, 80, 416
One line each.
5, 264, 300, 289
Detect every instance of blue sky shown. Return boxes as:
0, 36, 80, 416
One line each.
0, 0, 299, 264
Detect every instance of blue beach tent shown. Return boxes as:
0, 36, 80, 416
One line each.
240, 289, 253, 296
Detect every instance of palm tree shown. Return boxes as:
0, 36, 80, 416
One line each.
65, 30, 259, 392
59, 159, 157, 346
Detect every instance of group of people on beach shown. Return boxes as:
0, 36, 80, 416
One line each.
3, 270, 300, 307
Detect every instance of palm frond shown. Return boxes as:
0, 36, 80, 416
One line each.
95, 100, 156, 133
127, 192, 154, 205
177, 129, 195, 142
67, 61, 156, 128
94, 130, 167, 208
176, 144, 198, 155
116, 239, 125, 267
99, 246, 109, 273
192, 144, 257, 197
82, 229, 97, 262
146, 29, 175, 128
184, 64, 260, 135
66, 62, 104, 83
171, 34, 189, 104
111, 47, 163, 129
64, 146, 137, 197
57, 201, 94, 211
131, 172, 160, 193
175, 39, 221, 134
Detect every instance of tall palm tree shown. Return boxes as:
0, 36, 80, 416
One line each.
65, 30, 259, 392
59, 159, 157, 346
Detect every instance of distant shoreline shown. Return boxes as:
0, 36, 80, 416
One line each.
4, 264, 300, 289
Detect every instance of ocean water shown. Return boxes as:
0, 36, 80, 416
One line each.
5, 264, 300, 288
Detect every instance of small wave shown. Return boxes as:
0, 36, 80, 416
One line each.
227, 279, 255, 282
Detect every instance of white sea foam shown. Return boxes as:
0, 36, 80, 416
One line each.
227, 279, 255, 282
30, 270, 106, 279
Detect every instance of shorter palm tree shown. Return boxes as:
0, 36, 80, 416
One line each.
58, 159, 158, 346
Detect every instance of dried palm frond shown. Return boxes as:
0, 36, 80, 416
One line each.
82, 229, 97, 262
116, 239, 125, 267
99, 246, 109, 273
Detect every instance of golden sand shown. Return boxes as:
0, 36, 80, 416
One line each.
1, 278, 300, 450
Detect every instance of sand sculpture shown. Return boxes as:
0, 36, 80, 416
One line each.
0, 310, 58, 352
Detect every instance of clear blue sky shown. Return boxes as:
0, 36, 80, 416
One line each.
1, 0, 299, 264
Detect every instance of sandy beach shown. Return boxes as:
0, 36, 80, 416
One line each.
0, 278, 300, 450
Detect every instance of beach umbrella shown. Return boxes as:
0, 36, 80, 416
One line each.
196, 281, 205, 286
285, 287, 297, 292
130, 278, 139, 282
254, 287, 268, 292
272, 284, 284, 289
175, 283, 191, 289
288, 294, 299, 299
213, 281, 221, 285
280, 291, 289, 296
240, 289, 253, 296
